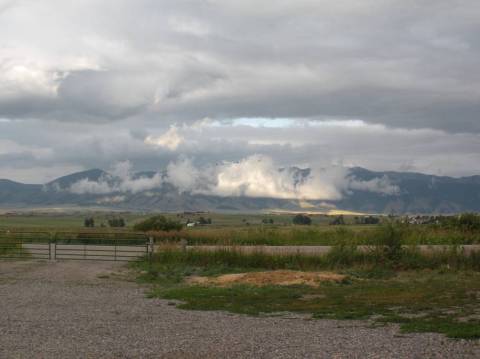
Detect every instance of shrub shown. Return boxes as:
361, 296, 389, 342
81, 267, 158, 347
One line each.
108, 218, 125, 227
292, 214, 312, 225
84, 217, 95, 227
374, 223, 406, 261
329, 215, 345, 225
134, 215, 183, 232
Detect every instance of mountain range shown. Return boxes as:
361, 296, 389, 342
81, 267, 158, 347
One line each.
1, 167, 479, 214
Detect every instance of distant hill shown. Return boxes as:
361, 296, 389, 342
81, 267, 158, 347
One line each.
46, 169, 108, 189
0, 167, 479, 214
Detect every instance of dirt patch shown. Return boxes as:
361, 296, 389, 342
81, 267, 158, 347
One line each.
186, 270, 347, 287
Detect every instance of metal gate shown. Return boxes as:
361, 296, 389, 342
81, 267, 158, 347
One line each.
0, 231, 152, 262
54, 239, 150, 261
0, 240, 51, 260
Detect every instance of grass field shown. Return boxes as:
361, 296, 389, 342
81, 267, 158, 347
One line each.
150, 225, 480, 245
0, 212, 149, 229
1, 212, 480, 246
0, 211, 350, 229
135, 247, 480, 339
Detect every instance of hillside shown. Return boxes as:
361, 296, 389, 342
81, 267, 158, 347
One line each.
0, 167, 479, 214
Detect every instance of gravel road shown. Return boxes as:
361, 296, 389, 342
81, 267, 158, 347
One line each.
1, 260, 479, 358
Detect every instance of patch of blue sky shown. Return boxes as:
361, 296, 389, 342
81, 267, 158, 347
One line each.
212, 117, 298, 128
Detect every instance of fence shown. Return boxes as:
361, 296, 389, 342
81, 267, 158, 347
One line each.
0, 231, 152, 262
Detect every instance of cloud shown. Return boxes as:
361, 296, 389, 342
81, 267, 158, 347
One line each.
69, 161, 163, 194
144, 126, 184, 150
347, 176, 400, 196
1, 0, 480, 132
65, 155, 399, 200
164, 155, 399, 200
69, 177, 114, 195
1, 1, 480, 184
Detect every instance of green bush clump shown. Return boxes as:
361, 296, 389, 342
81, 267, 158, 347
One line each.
133, 215, 183, 232
292, 214, 312, 225
436, 213, 480, 231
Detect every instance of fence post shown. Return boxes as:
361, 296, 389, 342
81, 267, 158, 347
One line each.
50, 232, 56, 261
148, 237, 154, 268
180, 238, 187, 253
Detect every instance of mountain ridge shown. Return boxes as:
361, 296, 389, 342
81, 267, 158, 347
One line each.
1, 167, 479, 214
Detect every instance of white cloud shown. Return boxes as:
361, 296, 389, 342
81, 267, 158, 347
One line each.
65, 155, 400, 200
68, 161, 163, 194
164, 154, 399, 200
166, 157, 204, 193
70, 177, 113, 194
348, 176, 400, 196
144, 126, 184, 150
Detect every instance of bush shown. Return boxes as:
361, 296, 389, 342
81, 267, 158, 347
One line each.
84, 217, 95, 227
329, 215, 345, 225
374, 223, 406, 261
292, 214, 312, 225
108, 218, 125, 227
198, 217, 212, 225
134, 215, 183, 232
438, 213, 480, 232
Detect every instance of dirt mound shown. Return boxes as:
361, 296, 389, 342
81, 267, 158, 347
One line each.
186, 270, 346, 287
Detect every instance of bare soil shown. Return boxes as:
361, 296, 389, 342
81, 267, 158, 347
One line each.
186, 270, 347, 287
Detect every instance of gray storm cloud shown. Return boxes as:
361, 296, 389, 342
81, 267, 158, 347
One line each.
1, 1, 480, 183
1, 0, 480, 132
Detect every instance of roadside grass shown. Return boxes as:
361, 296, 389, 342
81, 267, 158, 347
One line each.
0, 238, 27, 257
150, 224, 480, 246
134, 246, 480, 339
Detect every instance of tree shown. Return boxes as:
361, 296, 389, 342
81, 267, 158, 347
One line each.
198, 216, 212, 225
364, 216, 380, 225
108, 218, 126, 228
329, 215, 345, 225
355, 216, 380, 225
84, 217, 95, 228
292, 214, 312, 225
133, 215, 183, 232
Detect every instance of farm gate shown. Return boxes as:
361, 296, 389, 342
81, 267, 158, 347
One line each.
0, 231, 152, 262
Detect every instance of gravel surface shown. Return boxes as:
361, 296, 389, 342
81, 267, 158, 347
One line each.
1, 260, 479, 358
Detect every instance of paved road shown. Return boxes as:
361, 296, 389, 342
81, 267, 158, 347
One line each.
156, 244, 480, 256
1, 260, 479, 358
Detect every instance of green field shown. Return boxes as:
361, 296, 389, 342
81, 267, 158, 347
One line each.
1, 212, 480, 246
136, 248, 480, 339
0, 212, 149, 229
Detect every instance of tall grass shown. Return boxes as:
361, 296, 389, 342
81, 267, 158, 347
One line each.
149, 223, 480, 246
0, 237, 24, 257
149, 243, 480, 273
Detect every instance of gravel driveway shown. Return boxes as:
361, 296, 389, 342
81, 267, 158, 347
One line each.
1, 260, 479, 358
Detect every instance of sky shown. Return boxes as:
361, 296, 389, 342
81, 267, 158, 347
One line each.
1, 0, 480, 185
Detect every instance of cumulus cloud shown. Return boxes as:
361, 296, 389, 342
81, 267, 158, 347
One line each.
164, 155, 398, 200
144, 126, 184, 150
65, 155, 399, 200
348, 176, 400, 196
69, 178, 114, 195
69, 161, 163, 194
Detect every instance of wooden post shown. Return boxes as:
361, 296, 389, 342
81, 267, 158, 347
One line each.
180, 238, 187, 253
